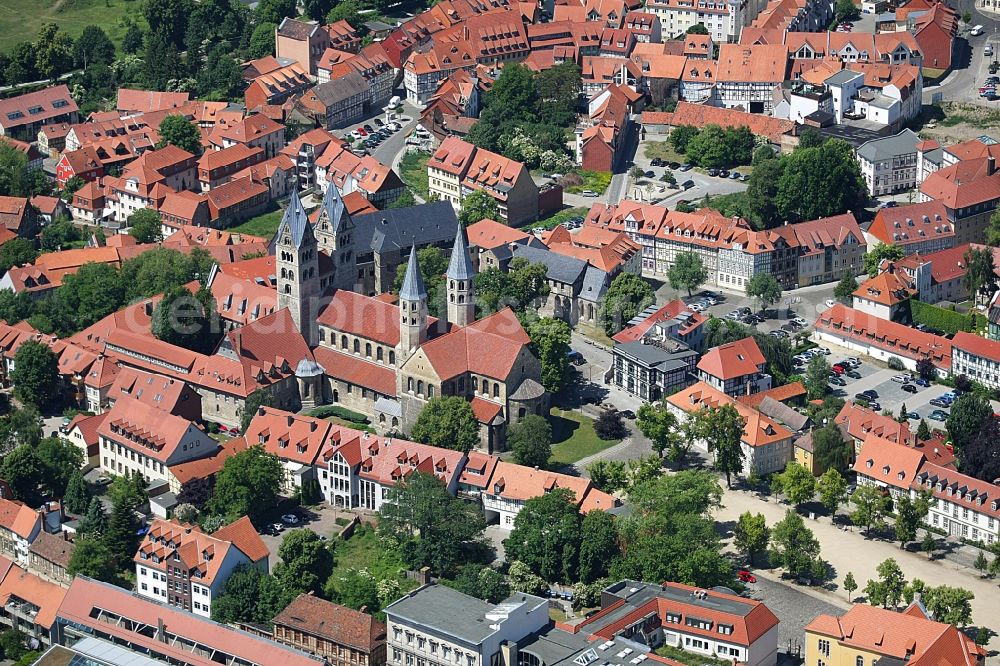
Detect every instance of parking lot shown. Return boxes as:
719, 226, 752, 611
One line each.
257, 504, 350, 569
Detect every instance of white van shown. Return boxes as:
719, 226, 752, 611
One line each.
388, 95, 402, 108
971, 25, 984, 36
987, 44, 994, 57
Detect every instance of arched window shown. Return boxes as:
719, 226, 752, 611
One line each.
493, 384, 500, 398
392, 417, 399, 428
856, 658, 863, 666
482, 380, 489, 395
353, 339, 360, 353
365, 343, 372, 357
407, 377, 414, 392
377, 348, 383, 361
473, 378, 478, 391
341, 335, 348, 349
284, 285, 291, 294
417, 380, 424, 395
389, 351, 396, 365
428, 385, 434, 398
379, 414, 386, 423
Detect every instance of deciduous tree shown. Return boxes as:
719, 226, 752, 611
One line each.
804, 355, 831, 400
733, 511, 769, 564
509, 415, 552, 469
924, 585, 974, 626
770, 510, 821, 579
864, 558, 906, 609
834, 270, 856, 304
668, 251, 708, 297
746, 273, 781, 313
11, 341, 59, 409
578, 510, 618, 583
449, 564, 511, 603
700, 404, 745, 488
67, 537, 117, 583
864, 243, 904, 277
813, 424, 851, 474
506, 488, 581, 582
273, 529, 333, 596
843, 571, 857, 601
411, 397, 480, 452
947, 394, 993, 455
0, 238, 38, 274
63, 469, 90, 514
851, 484, 890, 537
212, 564, 294, 624
209, 446, 284, 524
817, 468, 847, 514
636, 402, 679, 460
959, 416, 1000, 482
894, 493, 930, 548
600, 273, 654, 335
74, 25, 116, 69
156, 114, 202, 154
773, 462, 816, 508
527, 316, 571, 393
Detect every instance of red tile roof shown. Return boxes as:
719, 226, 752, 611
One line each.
952, 330, 1000, 362
868, 201, 952, 246
736, 381, 806, 408
920, 157, 1000, 209
697, 336, 765, 381
0, 85, 78, 131
853, 433, 925, 490
612, 299, 707, 343
0, 562, 66, 629
98, 396, 208, 464
814, 304, 952, 370
273, 593, 387, 652
312, 346, 398, 396
0, 498, 40, 539
246, 407, 332, 466
466, 218, 532, 250
117, 89, 190, 114
835, 401, 914, 445
642, 102, 796, 144
420, 308, 531, 381
212, 516, 269, 563
668, 381, 792, 448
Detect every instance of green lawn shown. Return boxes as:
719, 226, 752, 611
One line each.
549, 407, 619, 465
643, 141, 686, 163
229, 207, 284, 238
327, 524, 420, 595
399, 150, 431, 198
564, 170, 612, 195
0, 0, 147, 53
523, 206, 590, 231
655, 646, 730, 666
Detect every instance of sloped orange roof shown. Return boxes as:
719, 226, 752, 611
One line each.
697, 336, 765, 380
853, 432, 925, 490
0, 563, 66, 629
668, 381, 792, 448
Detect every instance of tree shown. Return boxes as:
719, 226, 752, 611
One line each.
600, 273, 654, 335
143, 0, 193, 49
209, 446, 284, 524
327, 0, 363, 26
636, 401, 681, 461
273, 529, 334, 596
151, 286, 221, 354
52, 261, 125, 330
864, 558, 906, 609
959, 416, 1000, 482
156, 114, 201, 154
770, 510, 822, 579
669, 125, 699, 154
378, 472, 487, 577
0, 629, 27, 662
411, 397, 480, 452
527, 316, 571, 393
67, 537, 118, 583
594, 410, 627, 440
578, 510, 618, 583
851, 484, 890, 537
917, 418, 931, 441
506, 488, 581, 582
0, 238, 38, 274
449, 564, 511, 603
213, 565, 294, 624
797, 127, 826, 149
256, 0, 296, 24
249, 22, 277, 59
924, 585, 974, 626
73, 25, 116, 69
509, 415, 552, 469
733, 511, 769, 564
864, 243, 905, 277
63, 470, 90, 514
668, 251, 708, 297
0, 446, 43, 501
241, 387, 274, 434
770, 140, 868, 225
773, 462, 816, 508
813, 425, 851, 475
834, 270, 857, 305
197, 48, 244, 101
128, 208, 163, 244
804, 355, 831, 400
746, 273, 781, 313
894, 493, 929, 548
836, 0, 858, 21
77, 496, 107, 535
106, 489, 143, 566
535, 62, 581, 128
815, 469, 846, 516
142, 29, 182, 91
975, 550, 989, 577
122, 23, 144, 54
963, 246, 996, 305
36, 436, 84, 496
507, 560, 547, 595
34, 23, 74, 79
10, 341, 59, 409
916, 357, 935, 382
921, 532, 937, 559
40, 218, 80, 252
697, 404, 745, 489
843, 571, 857, 602
947, 394, 993, 455
587, 460, 628, 493
474, 258, 549, 315
393, 246, 448, 309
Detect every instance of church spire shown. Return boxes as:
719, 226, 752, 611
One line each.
399, 246, 427, 301
446, 226, 476, 327
446, 225, 475, 281
398, 246, 427, 355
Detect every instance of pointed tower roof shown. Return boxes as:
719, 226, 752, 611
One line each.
321, 183, 350, 233
446, 225, 476, 281
399, 246, 427, 301
272, 190, 312, 249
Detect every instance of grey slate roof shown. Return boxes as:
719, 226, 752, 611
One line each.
320, 183, 350, 235
446, 226, 476, 281
509, 243, 587, 285
757, 396, 810, 431
580, 265, 610, 302
272, 190, 312, 250
857, 129, 920, 162
384, 585, 547, 646
615, 341, 697, 371
354, 201, 458, 254
313, 71, 369, 106
825, 69, 863, 86
399, 246, 427, 301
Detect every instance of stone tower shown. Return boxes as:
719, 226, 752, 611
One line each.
273, 190, 320, 346
397, 246, 428, 357
314, 184, 356, 291
446, 225, 476, 327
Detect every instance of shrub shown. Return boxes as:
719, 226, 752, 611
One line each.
308, 405, 370, 425
909, 299, 977, 336
887, 357, 905, 371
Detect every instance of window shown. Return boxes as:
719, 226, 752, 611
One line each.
856, 657, 863, 666
818, 640, 830, 657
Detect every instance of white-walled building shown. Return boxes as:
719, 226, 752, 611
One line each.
856, 129, 920, 197
134, 517, 269, 617
951, 331, 1000, 391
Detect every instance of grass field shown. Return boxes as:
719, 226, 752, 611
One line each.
327, 524, 420, 597
549, 407, 619, 465
522, 206, 590, 231
229, 207, 284, 238
563, 170, 612, 195
399, 150, 431, 198
643, 141, 686, 163
0, 0, 147, 53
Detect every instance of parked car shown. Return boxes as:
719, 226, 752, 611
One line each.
792, 317, 809, 326
824, 299, 836, 308
729, 171, 741, 179
854, 393, 870, 401
726, 311, 742, 320
719, 169, 730, 178
829, 376, 846, 386
846, 370, 862, 379
929, 397, 951, 408
914, 378, 930, 387
681, 179, 695, 189
644, 170, 655, 178
581, 190, 599, 197
622, 410, 636, 420
929, 410, 949, 421
862, 389, 878, 399
707, 168, 719, 177
741, 173, 750, 181
679, 163, 693, 171
737, 570, 756, 583
902, 384, 918, 394
651, 158, 664, 166
907, 411, 920, 420
281, 514, 300, 524
868, 402, 882, 411
891, 374, 910, 383
689, 303, 705, 312
832, 364, 847, 373
770, 329, 789, 338
669, 162, 681, 170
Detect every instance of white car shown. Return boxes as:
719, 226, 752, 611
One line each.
792, 317, 808, 326
689, 303, 705, 312
581, 190, 599, 197
824, 299, 836, 309
281, 514, 300, 524
891, 374, 914, 383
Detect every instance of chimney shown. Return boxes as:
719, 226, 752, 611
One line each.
156, 618, 166, 642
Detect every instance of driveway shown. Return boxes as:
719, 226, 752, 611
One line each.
257, 504, 351, 571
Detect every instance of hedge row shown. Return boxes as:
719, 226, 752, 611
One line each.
307, 405, 371, 425
908, 299, 981, 336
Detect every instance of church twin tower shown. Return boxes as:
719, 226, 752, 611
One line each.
274, 186, 477, 352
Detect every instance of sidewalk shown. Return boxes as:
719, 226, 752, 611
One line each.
716, 487, 1000, 650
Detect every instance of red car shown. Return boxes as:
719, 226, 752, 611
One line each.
831, 364, 846, 375
737, 570, 756, 583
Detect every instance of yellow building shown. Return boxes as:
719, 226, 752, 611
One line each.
804, 603, 984, 666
